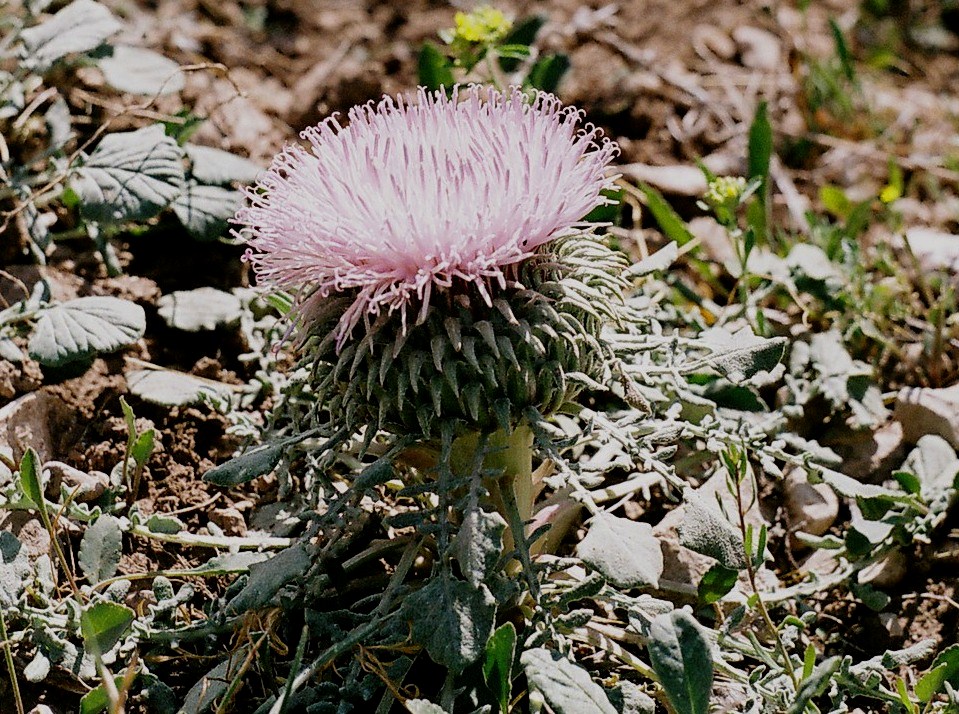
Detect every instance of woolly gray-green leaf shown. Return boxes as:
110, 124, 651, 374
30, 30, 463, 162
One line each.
810, 467, 922, 514
71, 125, 184, 223
145, 514, 184, 534
404, 577, 496, 673
787, 657, 842, 714
126, 369, 225, 406
0, 532, 32, 608
225, 543, 311, 614
98, 45, 184, 95
29, 296, 145, 367
204, 443, 284, 486
576, 512, 663, 589
696, 326, 786, 383
677, 489, 747, 570
23, 652, 50, 683
78, 514, 122, 584
157, 287, 242, 332
185, 144, 263, 185
20, 0, 122, 71
647, 610, 713, 714
521, 647, 617, 714
405, 701, 450, 714
171, 181, 243, 241
901, 435, 959, 508
454, 506, 506, 587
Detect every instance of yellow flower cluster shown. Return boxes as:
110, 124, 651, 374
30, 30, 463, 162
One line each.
453, 6, 512, 44
704, 176, 747, 208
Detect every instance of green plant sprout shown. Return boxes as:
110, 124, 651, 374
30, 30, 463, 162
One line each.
419, 5, 571, 93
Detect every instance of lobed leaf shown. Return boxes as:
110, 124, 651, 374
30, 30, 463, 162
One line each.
20, 0, 122, 71
98, 45, 184, 95
71, 125, 185, 224
29, 296, 145, 367
404, 576, 496, 674
521, 647, 617, 714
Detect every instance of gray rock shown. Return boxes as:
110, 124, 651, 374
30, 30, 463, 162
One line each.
784, 469, 839, 548
904, 228, 959, 275
0, 390, 72, 462
210, 507, 246, 536
859, 550, 908, 588
895, 383, 959, 449
825, 420, 905, 483
0, 511, 50, 561
689, 216, 736, 268
45, 461, 107, 503
732, 26, 782, 71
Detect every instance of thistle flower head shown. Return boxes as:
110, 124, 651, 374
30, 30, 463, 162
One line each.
235, 85, 618, 350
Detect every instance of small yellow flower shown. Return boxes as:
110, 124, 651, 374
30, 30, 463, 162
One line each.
453, 6, 512, 44
704, 176, 747, 208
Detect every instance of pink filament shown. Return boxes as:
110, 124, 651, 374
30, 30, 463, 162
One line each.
234, 85, 619, 350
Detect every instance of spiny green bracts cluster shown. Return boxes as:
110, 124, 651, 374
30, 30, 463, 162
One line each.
294, 235, 629, 439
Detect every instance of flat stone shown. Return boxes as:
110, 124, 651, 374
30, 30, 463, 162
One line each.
45, 461, 107, 503
621, 163, 708, 196
825, 421, 905, 483
904, 228, 959, 275
210, 507, 246, 536
800, 547, 843, 579
0, 390, 72, 462
784, 469, 839, 547
732, 26, 783, 71
895, 383, 959, 449
689, 216, 736, 268
859, 550, 908, 588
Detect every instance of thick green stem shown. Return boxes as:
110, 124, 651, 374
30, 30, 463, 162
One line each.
452, 425, 535, 527
452, 425, 538, 592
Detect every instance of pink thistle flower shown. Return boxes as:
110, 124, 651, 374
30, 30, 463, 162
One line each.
235, 85, 618, 350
